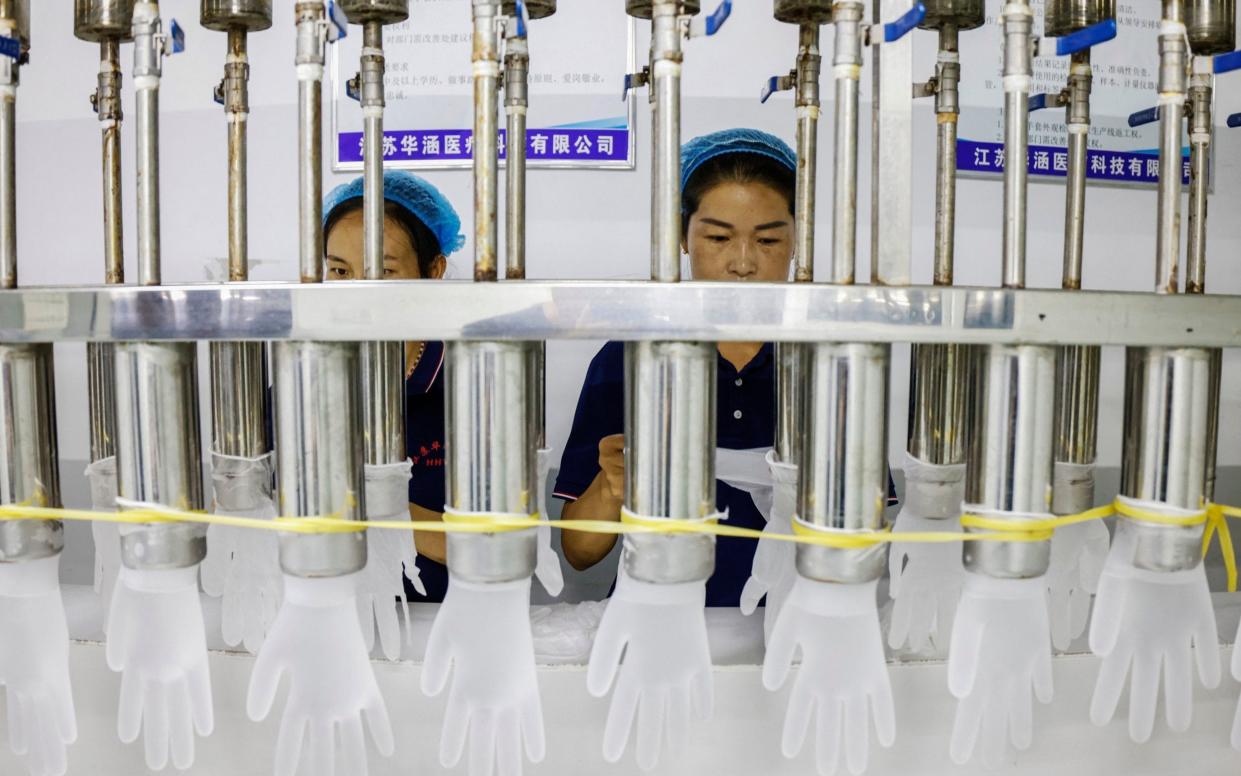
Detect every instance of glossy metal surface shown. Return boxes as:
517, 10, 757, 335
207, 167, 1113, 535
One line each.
773, 0, 833, 25
209, 341, 268, 460
650, 0, 681, 283
220, 29, 251, 282
796, 343, 890, 583
1186, 0, 1236, 55
1186, 73, 1210, 295
907, 343, 967, 464
114, 342, 206, 570
919, 0, 983, 30
626, 0, 700, 18
97, 40, 125, 286
472, 1, 501, 280
1043, 0, 1115, 36
1001, 2, 1032, 290
504, 31, 529, 280
775, 342, 804, 464
87, 342, 116, 461
963, 344, 1056, 578
792, 24, 820, 284
1062, 55, 1091, 289
1121, 346, 1211, 571
0, 344, 63, 562
932, 27, 959, 286
133, 1, 162, 286
6, 282, 1241, 346
296, 2, 325, 284
200, 0, 273, 31
0, 1, 16, 292
273, 341, 367, 577
0, 0, 27, 49
444, 341, 537, 582
74, 0, 136, 42
502, 0, 556, 18
623, 341, 716, 583
870, 0, 913, 285
1053, 345, 1099, 465
1156, 1, 1187, 294
831, 1, 863, 285
337, 0, 408, 23
1204, 347, 1221, 502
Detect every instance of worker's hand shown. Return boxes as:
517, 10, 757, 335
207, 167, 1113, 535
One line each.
597, 434, 626, 503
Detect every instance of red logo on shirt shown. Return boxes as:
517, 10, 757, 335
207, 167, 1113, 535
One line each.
411, 440, 444, 468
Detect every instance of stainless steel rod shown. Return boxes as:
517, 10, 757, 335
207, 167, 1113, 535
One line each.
100, 38, 125, 286
1000, 1, 1032, 290
0, 12, 15, 291
504, 28, 528, 280
932, 26, 959, 286
1186, 65, 1210, 294
0, 343, 64, 561
650, 0, 681, 283
1155, 0, 1186, 294
296, 1, 325, 284
133, 1, 162, 286
1062, 52, 1090, 290
226, 29, 249, 281
473, 0, 501, 281
830, 1, 862, 285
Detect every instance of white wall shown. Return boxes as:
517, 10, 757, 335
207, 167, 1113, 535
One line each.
15, 0, 1241, 477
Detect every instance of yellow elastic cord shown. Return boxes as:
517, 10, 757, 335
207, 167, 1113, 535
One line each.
438, 509, 541, 533
1112, 498, 1238, 593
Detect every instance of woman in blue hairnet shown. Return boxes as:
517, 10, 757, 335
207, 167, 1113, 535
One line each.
322, 170, 465, 603
555, 129, 895, 607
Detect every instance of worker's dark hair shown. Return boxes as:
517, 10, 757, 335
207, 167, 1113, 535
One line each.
681, 152, 797, 236
324, 199, 443, 277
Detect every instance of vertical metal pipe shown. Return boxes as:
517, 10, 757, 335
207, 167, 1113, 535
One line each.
296, 1, 325, 283
870, 0, 914, 285
444, 341, 538, 581
504, 28, 529, 280
650, 0, 681, 283
0, 6, 16, 291
830, 1, 862, 285
226, 29, 248, 281
0, 343, 64, 562
1185, 64, 1210, 295
473, 0, 501, 281
1155, 0, 1187, 294
1061, 52, 1090, 290
1000, 1, 1032, 289
100, 38, 125, 286
133, 1, 162, 286
932, 26, 959, 285
776, 23, 821, 466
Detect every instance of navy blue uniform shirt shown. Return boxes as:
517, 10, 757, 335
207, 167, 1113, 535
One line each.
555, 341, 897, 607
403, 341, 450, 603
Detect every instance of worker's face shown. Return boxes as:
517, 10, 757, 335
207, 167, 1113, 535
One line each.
683, 182, 793, 282
324, 209, 447, 280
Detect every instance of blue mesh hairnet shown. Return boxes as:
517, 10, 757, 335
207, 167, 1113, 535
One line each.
323, 170, 466, 256
680, 128, 797, 200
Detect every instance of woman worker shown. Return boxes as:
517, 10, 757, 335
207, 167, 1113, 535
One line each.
322, 170, 464, 603
554, 128, 896, 607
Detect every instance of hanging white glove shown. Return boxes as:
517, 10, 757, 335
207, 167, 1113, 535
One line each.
1230, 618, 1241, 750
359, 462, 423, 662
85, 457, 121, 631
0, 555, 77, 776
106, 565, 213, 771
738, 451, 798, 643
1046, 518, 1109, 651
1046, 461, 1109, 652
763, 576, 895, 776
201, 452, 282, 654
887, 453, 965, 655
587, 567, 713, 771
534, 448, 564, 597
1088, 510, 1219, 743
247, 572, 395, 776
422, 575, 545, 776
947, 573, 1052, 767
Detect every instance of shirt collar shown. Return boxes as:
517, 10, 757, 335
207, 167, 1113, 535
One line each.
718, 342, 774, 377
407, 340, 445, 395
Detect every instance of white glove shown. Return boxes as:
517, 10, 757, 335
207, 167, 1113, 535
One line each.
739, 451, 798, 643
0, 556, 77, 776
247, 573, 395, 776
535, 448, 564, 597
886, 511, 963, 654
587, 568, 712, 770
763, 576, 895, 776
887, 452, 966, 655
1088, 516, 1219, 742
200, 505, 282, 655
1046, 518, 1110, 651
422, 575, 545, 776
106, 565, 213, 771
85, 457, 121, 631
948, 573, 1052, 767
1230, 618, 1241, 750
359, 518, 422, 661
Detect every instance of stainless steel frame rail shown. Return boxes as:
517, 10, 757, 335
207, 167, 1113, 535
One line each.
0, 282, 1238, 347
